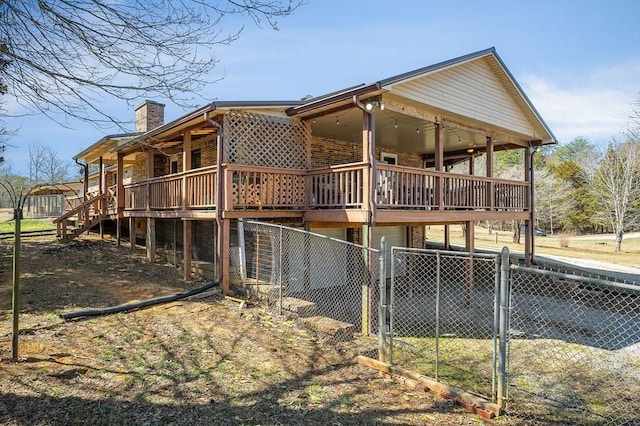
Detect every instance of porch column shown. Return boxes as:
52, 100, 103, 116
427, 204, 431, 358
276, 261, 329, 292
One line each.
486, 137, 495, 210
116, 152, 125, 246
182, 130, 192, 211
360, 103, 375, 337
183, 130, 192, 172
434, 123, 444, 210
183, 219, 192, 281
130, 217, 136, 252
99, 156, 104, 194
146, 217, 156, 263
524, 146, 533, 264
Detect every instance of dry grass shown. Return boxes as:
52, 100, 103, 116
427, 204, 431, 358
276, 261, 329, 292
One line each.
0, 235, 484, 425
425, 225, 640, 270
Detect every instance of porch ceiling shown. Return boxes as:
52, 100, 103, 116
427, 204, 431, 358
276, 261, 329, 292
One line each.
307, 105, 507, 159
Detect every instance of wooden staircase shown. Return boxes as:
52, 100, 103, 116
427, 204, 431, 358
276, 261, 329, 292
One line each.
53, 192, 111, 242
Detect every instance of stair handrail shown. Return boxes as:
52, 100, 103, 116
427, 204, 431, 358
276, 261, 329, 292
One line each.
53, 192, 108, 223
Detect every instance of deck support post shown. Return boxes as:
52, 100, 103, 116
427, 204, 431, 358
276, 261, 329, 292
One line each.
183, 219, 192, 281
444, 225, 450, 250
465, 220, 475, 252
116, 153, 124, 246
221, 219, 230, 294
146, 217, 156, 263
361, 223, 372, 336
130, 218, 136, 252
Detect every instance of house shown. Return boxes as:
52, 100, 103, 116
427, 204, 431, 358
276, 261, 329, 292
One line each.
55, 47, 556, 294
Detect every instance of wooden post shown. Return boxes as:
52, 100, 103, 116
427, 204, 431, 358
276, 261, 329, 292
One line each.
524, 146, 532, 264
486, 137, 495, 210
11, 208, 21, 361
444, 225, 450, 250
146, 217, 156, 263
182, 130, 191, 211
130, 217, 136, 252
465, 220, 475, 252
99, 156, 105, 239
434, 123, 444, 210
221, 218, 230, 294
116, 153, 125, 246
361, 223, 372, 336
183, 219, 192, 281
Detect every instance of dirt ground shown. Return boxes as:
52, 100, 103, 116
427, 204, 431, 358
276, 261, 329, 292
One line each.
0, 234, 493, 425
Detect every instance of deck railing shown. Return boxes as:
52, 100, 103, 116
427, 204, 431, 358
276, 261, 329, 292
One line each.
124, 166, 217, 210
224, 164, 306, 209
308, 163, 365, 208
120, 163, 529, 213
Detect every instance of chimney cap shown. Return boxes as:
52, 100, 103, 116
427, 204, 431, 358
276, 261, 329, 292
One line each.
135, 99, 166, 111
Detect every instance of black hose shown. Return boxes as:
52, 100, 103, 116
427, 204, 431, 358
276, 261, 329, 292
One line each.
60, 280, 219, 320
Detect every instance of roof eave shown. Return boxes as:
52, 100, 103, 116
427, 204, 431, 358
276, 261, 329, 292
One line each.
72, 132, 139, 161
286, 83, 382, 116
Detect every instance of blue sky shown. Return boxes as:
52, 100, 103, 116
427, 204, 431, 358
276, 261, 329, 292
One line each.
4, 0, 640, 176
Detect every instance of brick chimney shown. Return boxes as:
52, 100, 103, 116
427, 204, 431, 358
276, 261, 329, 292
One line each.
135, 100, 165, 133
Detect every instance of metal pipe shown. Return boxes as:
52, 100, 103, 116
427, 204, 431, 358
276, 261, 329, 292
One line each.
60, 280, 219, 320
435, 250, 441, 381
510, 264, 640, 294
75, 158, 89, 199
378, 237, 387, 362
497, 246, 510, 411
492, 253, 500, 401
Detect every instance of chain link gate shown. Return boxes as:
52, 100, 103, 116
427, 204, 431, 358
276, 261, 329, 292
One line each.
384, 247, 501, 400
236, 221, 382, 338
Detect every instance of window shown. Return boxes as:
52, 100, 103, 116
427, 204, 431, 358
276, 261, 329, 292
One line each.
191, 148, 201, 169
171, 160, 178, 174
381, 152, 398, 165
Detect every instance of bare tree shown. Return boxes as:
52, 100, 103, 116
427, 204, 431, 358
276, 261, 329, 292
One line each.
0, 1, 303, 126
28, 143, 72, 184
534, 167, 574, 235
593, 140, 640, 251
28, 143, 46, 183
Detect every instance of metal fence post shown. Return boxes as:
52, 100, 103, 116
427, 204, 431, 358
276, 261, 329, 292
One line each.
492, 253, 501, 401
378, 237, 387, 362
497, 246, 510, 411
278, 227, 283, 315
435, 250, 441, 381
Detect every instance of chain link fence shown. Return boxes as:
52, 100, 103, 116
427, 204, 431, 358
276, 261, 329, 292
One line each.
230, 223, 639, 424
234, 221, 381, 339
384, 246, 639, 424
506, 262, 640, 425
